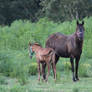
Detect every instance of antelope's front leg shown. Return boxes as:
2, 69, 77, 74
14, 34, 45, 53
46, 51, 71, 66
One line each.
75, 56, 80, 81
70, 57, 76, 81
37, 62, 40, 81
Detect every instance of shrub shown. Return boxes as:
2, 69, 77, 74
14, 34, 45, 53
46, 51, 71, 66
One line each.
0, 86, 7, 92
10, 85, 26, 92
0, 17, 92, 85
72, 87, 79, 92
28, 62, 37, 75
79, 63, 91, 77
17, 66, 29, 85
62, 61, 71, 71
0, 50, 29, 84
0, 50, 14, 76
0, 76, 7, 85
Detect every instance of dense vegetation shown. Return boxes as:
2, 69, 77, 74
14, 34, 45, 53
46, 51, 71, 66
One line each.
0, 17, 92, 92
0, 0, 92, 25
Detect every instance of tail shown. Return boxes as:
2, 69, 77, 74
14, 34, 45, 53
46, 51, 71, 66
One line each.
42, 49, 55, 57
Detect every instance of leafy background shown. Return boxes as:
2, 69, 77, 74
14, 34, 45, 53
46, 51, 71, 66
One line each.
0, 17, 92, 92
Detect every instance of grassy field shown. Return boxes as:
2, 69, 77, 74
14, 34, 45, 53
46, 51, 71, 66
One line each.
0, 17, 92, 92
0, 74, 92, 92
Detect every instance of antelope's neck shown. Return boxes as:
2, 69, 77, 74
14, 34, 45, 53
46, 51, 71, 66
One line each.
75, 34, 83, 50
33, 46, 42, 53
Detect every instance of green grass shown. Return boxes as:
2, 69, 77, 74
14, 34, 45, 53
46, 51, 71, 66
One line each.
0, 75, 92, 92
0, 17, 92, 92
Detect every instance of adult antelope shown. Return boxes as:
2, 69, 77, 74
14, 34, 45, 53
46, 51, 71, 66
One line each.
45, 21, 85, 81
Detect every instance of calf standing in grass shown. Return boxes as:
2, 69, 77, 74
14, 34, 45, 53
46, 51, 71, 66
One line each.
28, 42, 56, 82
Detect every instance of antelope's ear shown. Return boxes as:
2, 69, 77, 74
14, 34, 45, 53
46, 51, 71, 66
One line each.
34, 43, 40, 45
77, 20, 79, 25
82, 21, 84, 25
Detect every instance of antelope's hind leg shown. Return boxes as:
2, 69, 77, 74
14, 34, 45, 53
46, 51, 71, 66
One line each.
46, 63, 50, 82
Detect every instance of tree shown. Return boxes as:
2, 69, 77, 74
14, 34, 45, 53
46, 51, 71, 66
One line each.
0, 0, 42, 25
40, 0, 92, 22
0, 0, 92, 25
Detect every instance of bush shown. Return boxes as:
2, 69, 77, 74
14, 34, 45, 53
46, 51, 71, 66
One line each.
0, 17, 92, 85
0, 76, 7, 85
0, 50, 14, 76
62, 61, 71, 71
0, 86, 8, 92
72, 87, 79, 92
10, 85, 26, 92
28, 62, 37, 75
0, 50, 29, 84
79, 63, 91, 77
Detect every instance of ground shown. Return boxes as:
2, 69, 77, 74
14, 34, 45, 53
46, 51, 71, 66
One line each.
0, 75, 92, 92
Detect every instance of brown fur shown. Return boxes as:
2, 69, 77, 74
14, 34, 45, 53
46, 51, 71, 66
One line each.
29, 43, 56, 82
45, 21, 85, 81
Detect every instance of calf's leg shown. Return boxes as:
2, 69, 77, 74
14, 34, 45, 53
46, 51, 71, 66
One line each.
42, 63, 46, 81
37, 62, 41, 81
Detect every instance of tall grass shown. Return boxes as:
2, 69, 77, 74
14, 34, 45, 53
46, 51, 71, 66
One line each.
0, 17, 92, 84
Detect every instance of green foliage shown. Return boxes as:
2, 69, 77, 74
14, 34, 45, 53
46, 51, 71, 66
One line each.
0, 50, 14, 76
0, 17, 92, 85
41, 0, 92, 22
0, 49, 31, 84
28, 62, 37, 75
72, 87, 79, 92
0, 76, 92, 92
0, 76, 7, 85
0, 86, 7, 92
0, 0, 92, 25
0, 0, 42, 25
56, 71, 61, 83
62, 61, 71, 71
10, 85, 26, 92
79, 63, 91, 77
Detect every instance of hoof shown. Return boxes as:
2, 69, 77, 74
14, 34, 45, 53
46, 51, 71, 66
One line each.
45, 78, 48, 82
45, 79, 48, 82
41, 78, 46, 82
73, 78, 76, 82
38, 78, 40, 82
76, 78, 79, 81
54, 79, 56, 83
